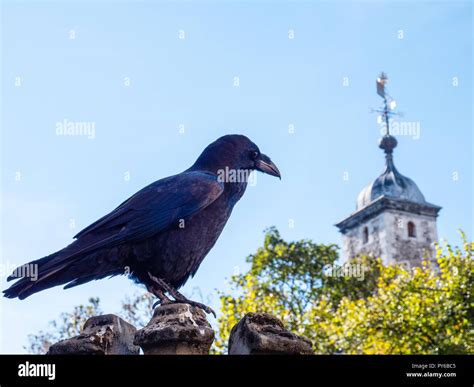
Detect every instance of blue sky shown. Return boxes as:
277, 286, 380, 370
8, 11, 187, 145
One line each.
1, 0, 472, 353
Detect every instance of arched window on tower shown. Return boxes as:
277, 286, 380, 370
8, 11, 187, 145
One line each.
408, 221, 416, 238
363, 227, 369, 244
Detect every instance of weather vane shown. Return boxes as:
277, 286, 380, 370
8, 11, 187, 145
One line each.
372, 72, 401, 136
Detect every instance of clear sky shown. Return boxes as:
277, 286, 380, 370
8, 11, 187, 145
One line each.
1, 0, 472, 353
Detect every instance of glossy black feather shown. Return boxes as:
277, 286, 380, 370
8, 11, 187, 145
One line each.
3, 134, 279, 300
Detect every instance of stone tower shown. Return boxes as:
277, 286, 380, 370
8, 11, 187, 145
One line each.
335, 74, 441, 267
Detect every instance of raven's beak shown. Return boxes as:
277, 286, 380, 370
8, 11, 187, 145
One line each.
255, 154, 281, 179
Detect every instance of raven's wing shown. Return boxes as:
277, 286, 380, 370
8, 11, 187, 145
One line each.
69, 170, 225, 258
3, 171, 224, 299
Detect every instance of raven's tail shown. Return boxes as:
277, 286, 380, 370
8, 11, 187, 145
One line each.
3, 247, 122, 300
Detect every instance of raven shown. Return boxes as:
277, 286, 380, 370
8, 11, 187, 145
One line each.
3, 135, 280, 315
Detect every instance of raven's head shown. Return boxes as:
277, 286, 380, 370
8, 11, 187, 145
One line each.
191, 134, 281, 179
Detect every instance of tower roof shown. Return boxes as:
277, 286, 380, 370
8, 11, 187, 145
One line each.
356, 134, 427, 210
336, 73, 441, 233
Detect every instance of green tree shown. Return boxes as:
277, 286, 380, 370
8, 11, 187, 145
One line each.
214, 227, 380, 352
26, 228, 472, 355
216, 228, 473, 354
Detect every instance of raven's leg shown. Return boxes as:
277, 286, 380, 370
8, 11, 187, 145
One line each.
147, 272, 216, 317
145, 282, 172, 308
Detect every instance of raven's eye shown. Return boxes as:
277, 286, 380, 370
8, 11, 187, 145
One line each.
250, 150, 259, 160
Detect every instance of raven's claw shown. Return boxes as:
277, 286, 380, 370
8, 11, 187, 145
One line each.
152, 298, 215, 317
147, 272, 216, 318
173, 299, 217, 318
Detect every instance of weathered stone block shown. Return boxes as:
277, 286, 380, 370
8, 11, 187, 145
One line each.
134, 303, 214, 355
47, 314, 140, 355
228, 312, 313, 355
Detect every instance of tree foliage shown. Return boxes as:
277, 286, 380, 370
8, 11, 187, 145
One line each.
26, 228, 472, 355
215, 228, 473, 354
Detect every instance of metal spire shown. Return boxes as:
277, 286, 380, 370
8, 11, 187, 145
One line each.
376, 72, 391, 135
374, 73, 401, 161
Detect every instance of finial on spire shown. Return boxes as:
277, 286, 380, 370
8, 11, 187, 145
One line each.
375, 72, 397, 136
374, 72, 401, 167
379, 134, 397, 154
376, 72, 388, 98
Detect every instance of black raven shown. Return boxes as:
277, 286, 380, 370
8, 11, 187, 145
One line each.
3, 134, 280, 315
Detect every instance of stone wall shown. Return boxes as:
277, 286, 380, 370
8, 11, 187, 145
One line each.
341, 209, 438, 267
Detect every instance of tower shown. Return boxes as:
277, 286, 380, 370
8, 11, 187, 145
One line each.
335, 73, 441, 267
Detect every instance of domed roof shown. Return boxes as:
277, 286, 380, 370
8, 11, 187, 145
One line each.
356, 135, 427, 210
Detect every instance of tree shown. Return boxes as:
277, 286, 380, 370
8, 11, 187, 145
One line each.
26, 228, 472, 355
215, 228, 473, 354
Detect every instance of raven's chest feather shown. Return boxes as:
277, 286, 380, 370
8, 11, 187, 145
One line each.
132, 182, 247, 288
